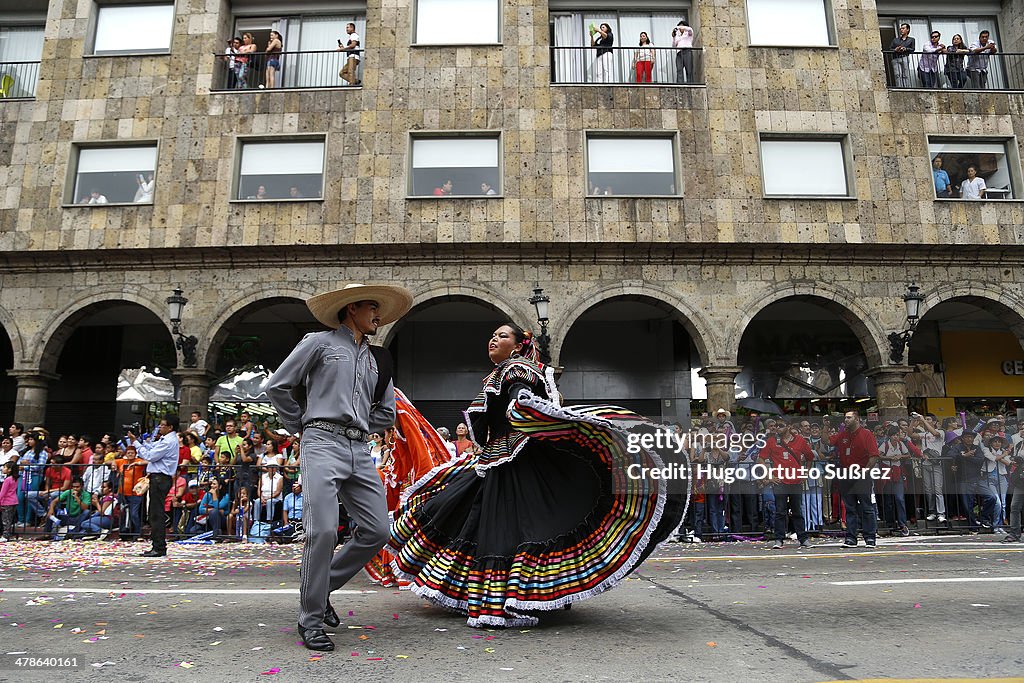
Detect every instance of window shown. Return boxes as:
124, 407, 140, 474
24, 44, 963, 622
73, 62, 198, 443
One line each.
237, 139, 325, 200
92, 4, 174, 55
586, 136, 677, 196
0, 25, 44, 97
746, 0, 833, 47
878, 15, 1006, 89
415, 0, 499, 44
759, 137, 850, 197
72, 145, 158, 205
409, 136, 501, 197
550, 11, 699, 84
220, 14, 367, 90
928, 138, 1020, 200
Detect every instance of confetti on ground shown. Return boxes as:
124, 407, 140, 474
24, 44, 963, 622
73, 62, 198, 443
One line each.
260, 667, 281, 675
209, 641, 222, 646
396, 655, 408, 659
971, 604, 990, 607
913, 603, 922, 608
91, 661, 116, 668
485, 648, 495, 653
176, 661, 194, 669
707, 642, 717, 647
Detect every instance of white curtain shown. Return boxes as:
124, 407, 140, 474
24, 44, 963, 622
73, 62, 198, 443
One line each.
291, 15, 365, 88
413, 139, 498, 168
415, 0, 499, 44
94, 5, 174, 54
241, 142, 324, 175
552, 14, 584, 83
588, 138, 673, 173
761, 140, 847, 196
747, 0, 830, 47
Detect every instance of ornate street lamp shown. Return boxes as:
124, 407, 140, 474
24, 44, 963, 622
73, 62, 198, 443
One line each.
887, 284, 925, 364
529, 286, 552, 365
166, 287, 199, 368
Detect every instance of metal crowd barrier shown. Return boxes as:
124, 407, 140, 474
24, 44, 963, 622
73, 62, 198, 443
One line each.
2, 462, 303, 542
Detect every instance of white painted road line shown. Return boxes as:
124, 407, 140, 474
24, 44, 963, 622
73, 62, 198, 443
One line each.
0, 587, 376, 595
830, 577, 1024, 586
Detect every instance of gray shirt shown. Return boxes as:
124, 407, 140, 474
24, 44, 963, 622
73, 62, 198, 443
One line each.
265, 326, 396, 436
890, 35, 915, 58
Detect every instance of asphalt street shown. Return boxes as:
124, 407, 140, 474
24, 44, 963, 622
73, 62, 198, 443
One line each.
0, 536, 1022, 682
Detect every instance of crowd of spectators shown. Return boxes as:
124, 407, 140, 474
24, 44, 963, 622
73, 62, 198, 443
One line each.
0, 411, 303, 544
2, 409, 1021, 548
675, 409, 1024, 546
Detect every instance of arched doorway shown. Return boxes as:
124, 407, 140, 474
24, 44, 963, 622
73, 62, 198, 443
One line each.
0, 325, 14, 426
206, 297, 320, 426
385, 297, 511, 430
737, 297, 874, 416
908, 296, 1024, 418
41, 302, 177, 436
559, 296, 704, 423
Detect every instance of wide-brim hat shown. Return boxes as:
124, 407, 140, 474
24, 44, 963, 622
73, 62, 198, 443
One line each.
306, 283, 414, 329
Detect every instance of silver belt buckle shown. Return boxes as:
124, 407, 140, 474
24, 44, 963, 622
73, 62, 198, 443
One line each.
344, 427, 363, 440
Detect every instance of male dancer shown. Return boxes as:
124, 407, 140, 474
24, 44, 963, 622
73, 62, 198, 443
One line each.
266, 283, 412, 652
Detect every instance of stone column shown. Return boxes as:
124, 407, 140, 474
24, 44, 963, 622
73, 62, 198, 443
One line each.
699, 366, 742, 415
174, 368, 214, 420
8, 370, 59, 428
865, 366, 914, 421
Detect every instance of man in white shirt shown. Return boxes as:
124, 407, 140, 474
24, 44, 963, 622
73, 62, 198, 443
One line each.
960, 166, 987, 200
87, 189, 108, 204
338, 22, 362, 86
913, 413, 947, 523
82, 450, 108, 497
8, 423, 25, 454
672, 20, 694, 84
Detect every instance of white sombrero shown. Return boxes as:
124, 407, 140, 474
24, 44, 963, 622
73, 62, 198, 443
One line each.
306, 283, 414, 329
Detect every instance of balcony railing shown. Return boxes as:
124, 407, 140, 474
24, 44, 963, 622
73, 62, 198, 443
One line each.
551, 46, 703, 85
0, 60, 41, 99
882, 50, 1024, 91
211, 49, 364, 91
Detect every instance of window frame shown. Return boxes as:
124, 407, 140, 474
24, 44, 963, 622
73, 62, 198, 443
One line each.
63, 140, 161, 207
406, 132, 504, 199
583, 131, 681, 198
411, 0, 502, 46
87, 1, 177, 57
231, 134, 328, 203
926, 135, 1023, 202
757, 133, 855, 199
745, 0, 837, 48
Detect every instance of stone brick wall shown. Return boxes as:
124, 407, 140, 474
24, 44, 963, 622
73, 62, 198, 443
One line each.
0, 0, 1022, 253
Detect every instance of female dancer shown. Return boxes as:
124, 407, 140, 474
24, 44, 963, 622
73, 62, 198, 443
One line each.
388, 323, 670, 627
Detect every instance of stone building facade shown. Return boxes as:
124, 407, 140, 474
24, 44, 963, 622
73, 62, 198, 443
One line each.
1, 0, 1022, 431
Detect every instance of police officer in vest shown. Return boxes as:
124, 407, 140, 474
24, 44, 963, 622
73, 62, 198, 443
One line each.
266, 283, 412, 652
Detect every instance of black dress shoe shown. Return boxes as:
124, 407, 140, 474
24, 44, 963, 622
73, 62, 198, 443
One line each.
140, 549, 166, 557
324, 600, 340, 628
298, 624, 334, 652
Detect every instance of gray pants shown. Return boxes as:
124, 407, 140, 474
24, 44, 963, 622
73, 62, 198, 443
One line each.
921, 460, 946, 515
298, 427, 389, 630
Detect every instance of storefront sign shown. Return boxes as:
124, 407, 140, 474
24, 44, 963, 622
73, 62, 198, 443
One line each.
1003, 360, 1024, 375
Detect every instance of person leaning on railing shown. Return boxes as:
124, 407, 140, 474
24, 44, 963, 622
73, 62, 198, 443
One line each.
944, 35, 969, 89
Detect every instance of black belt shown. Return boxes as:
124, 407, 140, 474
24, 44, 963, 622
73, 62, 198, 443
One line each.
304, 420, 366, 441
